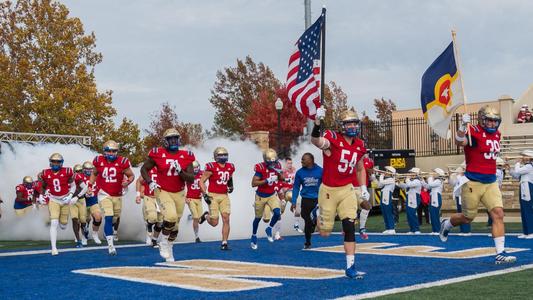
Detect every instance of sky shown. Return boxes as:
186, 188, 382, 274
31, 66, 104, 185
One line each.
61, 0, 533, 132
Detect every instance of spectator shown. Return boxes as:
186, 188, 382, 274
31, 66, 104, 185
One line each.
517, 104, 532, 123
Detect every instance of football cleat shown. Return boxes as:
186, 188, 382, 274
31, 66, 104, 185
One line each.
75, 240, 83, 248
82, 226, 89, 240
495, 251, 516, 264
51, 248, 59, 256
265, 227, 274, 242
81, 235, 88, 246
166, 243, 175, 262
92, 232, 102, 245
195, 237, 202, 243
145, 233, 152, 245
293, 223, 304, 233
151, 239, 158, 248
220, 243, 230, 251
250, 235, 258, 250
359, 228, 369, 240
439, 219, 449, 242
345, 264, 365, 279
303, 243, 311, 250
159, 240, 170, 260
108, 245, 117, 256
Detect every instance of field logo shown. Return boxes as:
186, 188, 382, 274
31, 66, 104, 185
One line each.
73, 259, 344, 292
312, 243, 528, 259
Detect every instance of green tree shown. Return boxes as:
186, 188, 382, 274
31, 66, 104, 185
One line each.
0, 0, 115, 148
209, 56, 280, 136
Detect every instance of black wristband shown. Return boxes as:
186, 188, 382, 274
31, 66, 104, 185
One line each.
311, 123, 321, 138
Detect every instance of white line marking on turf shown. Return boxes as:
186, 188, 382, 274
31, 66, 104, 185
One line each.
0, 243, 163, 257
336, 263, 533, 300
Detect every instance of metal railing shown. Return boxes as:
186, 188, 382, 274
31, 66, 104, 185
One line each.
361, 113, 478, 157
0, 131, 91, 146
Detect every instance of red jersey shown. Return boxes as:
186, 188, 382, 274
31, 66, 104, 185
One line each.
148, 147, 195, 193
282, 168, 296, 185
322, 130, 366, 187
15, 184, 33, 206
254, 161, 282, 196
93, 155, 131, 197
33, 181, 43, 195
41, 167, 74, 197
74, 173, 88, 187
464, 125, 500, 175
205, 162, 235, 194
186, 171, 203, 199
142, 167, 158, 197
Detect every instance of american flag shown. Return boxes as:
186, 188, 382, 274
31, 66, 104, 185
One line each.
286, 14, 324, 120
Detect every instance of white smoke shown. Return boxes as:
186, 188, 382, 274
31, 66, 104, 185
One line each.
0, 139, 323, 243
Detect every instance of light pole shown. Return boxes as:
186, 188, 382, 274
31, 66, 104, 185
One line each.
275, 98, 283, 156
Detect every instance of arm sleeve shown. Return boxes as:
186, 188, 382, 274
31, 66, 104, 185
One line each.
513, 163, 533, 175
426, 179, 442, 188
406, 179, 421, 188
291, 172, 301, 205
76, 181, 88, 198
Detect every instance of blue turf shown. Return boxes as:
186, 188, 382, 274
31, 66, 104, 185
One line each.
0, 234, 531, 299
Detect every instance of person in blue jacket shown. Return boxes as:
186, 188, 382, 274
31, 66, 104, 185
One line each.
291, 153, 322, 249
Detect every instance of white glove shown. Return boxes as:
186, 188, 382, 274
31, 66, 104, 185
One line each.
62, 194, 73, 204
360, 185, 370, 201
266, 175, 278, 185
281, 200, 287, 207
69, 196, 79, 205
149, 181, 160, 192
171, 160, 182, 173
37, 195, 46, 205
461, 113, 471, 125
316, 107, 326, 120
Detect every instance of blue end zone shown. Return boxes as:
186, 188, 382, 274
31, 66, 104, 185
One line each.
0, 234, 531, 299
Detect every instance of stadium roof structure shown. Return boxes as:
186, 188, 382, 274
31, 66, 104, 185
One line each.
0, 131, 91, 146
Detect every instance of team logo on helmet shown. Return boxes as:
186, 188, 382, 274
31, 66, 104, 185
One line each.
163, 128, 180, 151
477, 105, 501, 134
214, 147, 229, 163
49, 153, 64, 172
337, 109, 360, 137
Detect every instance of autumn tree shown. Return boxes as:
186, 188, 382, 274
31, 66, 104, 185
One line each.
144, 102, 204, 152
209, 56, 280, 136
0, 0, 116, 148
318, 81, 351, 130
245, 87, 306, 156
374, 97, 397, 123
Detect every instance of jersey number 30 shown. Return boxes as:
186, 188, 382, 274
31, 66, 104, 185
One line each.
484, 140, 500, 160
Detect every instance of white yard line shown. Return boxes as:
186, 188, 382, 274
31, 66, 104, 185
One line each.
336, 263, 533, 300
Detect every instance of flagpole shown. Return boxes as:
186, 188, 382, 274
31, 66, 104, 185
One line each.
320, 6, 326, 106
451, 30, 472, 146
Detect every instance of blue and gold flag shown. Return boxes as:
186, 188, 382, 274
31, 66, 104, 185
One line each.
421, 42, 464, 138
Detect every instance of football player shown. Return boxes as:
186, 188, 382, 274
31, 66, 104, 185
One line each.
90, 140, 135, 255
40, 153, 76, 255
81, 161, 102, 245
140, 128, 195, 262
199, 147, 235, 250
71, 164, 89, 247
135, 166, 162, 247
441, 106, 516, 264
14, 176, 37, 216
250, 148, 284, 249
311, 108, 367, 279
185, 161, 203, 243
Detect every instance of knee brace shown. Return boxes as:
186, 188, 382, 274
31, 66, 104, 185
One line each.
169, 230, 178, 242
342, 218, 356, 242
163, 221, 175, 232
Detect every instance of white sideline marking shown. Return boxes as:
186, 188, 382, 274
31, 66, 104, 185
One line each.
336, 263, 533, 300
0, 243, 149, 257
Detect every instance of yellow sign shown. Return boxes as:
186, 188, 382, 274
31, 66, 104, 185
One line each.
390, 158, 406, 169
73, 260, 344, 292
